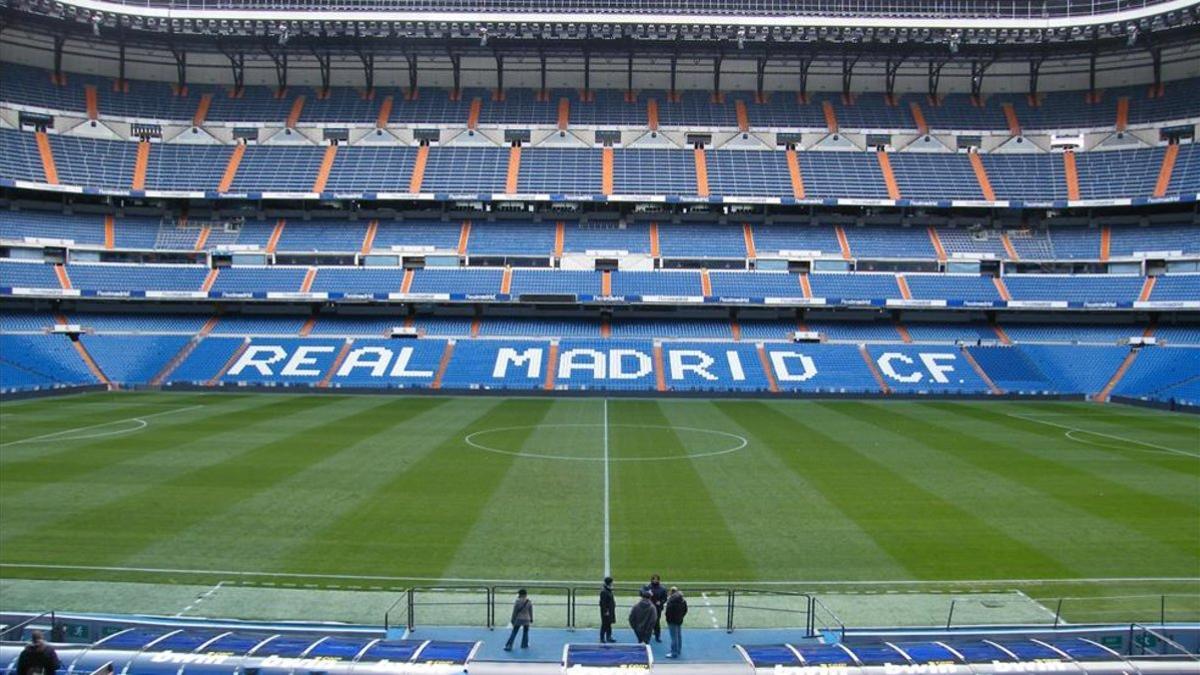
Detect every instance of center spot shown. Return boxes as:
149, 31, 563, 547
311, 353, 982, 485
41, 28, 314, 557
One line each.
464, 423, 747, 462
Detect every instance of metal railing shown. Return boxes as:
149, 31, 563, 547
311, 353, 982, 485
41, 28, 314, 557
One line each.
0, 612, 56, 642
383, 583, 841, 636
46, 0, 1177, 18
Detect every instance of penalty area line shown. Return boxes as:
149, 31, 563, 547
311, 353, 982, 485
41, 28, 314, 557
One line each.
0, 405, 206, 447
1007, 413, 1199, 459
1, 563, 1195, 587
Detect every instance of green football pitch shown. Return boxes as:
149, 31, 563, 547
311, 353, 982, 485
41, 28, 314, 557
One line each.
1, 391, 1197, 626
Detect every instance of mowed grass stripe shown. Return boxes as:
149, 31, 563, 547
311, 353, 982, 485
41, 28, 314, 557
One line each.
0, 395, 218, 477
0, 393, 221, 446
932, 402, 1199, 478
732, 401, 1073, 579
278, 399, 552, 579
924, 401, 1200, 507
440, 399, 606, 580
662, 400, 911, 581
842, 401, 1198, 572
0, 395, 315, 539
122, 397, 453, 572
1005, 400, 1200, 448
609, 400, 754, 581
0, 395, 366, 566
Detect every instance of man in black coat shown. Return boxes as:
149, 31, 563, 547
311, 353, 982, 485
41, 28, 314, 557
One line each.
640, 574, 668, 642
599, 576, 616, 643
628, 590, 658, 645
16, 631, 60, 675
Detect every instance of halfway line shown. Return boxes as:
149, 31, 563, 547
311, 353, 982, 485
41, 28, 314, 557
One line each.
603, 397, 611, 578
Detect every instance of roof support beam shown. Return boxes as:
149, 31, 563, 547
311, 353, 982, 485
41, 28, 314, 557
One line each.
224, 49, 245, 95
712, 54, 724, 102
755, 56, 768, 103
169, 44, 188, 95
884, 56, 903, 104
53, 35, 65, 86
493, 52, 505, 100
841, 53, 859, 103
668, 53, 678, 101
116, 41, 127, 91
626, 52, 635, 101
264, 44, 288, 94
539, 52, 547, 99
357, 50, 374, 97
450, 52, 462, 100
927, 59, 945, 102
406, 53, 418, 97
970, 57, 993, 103
1088, 50, 1098, 101
1028, 55, 1044, 102
583, 49, 592, 100
798, 55, 813, 102
313, 48, 332, 98
1149, 46, 1163, 96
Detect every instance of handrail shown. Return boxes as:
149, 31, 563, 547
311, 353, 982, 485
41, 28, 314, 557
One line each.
0, 611, 55, 642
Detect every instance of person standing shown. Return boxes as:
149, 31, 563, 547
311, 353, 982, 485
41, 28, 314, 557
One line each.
599, 576, 617, 643
503, 589, 533, 651
641, 574, 668, 642
16, 631, 60, 675
664, 587, 688, 658
628, 590, 658, 645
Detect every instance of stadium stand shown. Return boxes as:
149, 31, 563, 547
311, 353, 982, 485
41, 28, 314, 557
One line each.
4, 310, 1196, 403
6, 62, 1199, 133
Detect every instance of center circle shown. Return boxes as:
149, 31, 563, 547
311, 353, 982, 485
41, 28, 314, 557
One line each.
464, 424, 747, 462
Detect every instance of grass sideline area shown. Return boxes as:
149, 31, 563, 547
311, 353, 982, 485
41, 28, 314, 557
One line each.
1, 392, 1197, 626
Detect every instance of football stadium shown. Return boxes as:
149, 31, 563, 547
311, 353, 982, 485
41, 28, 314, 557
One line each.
0, 0, 1198, 672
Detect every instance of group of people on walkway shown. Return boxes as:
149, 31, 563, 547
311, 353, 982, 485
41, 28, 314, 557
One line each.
504, 574, 689, 659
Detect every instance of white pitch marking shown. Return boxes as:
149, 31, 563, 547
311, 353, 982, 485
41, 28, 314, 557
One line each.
1007, 413, 1200, 459
602, 398, 611, 579
1, 563, 1195, 587
1062, 430, 1190, 458
1012, 589, 1063, 622
700, 591, 720, 628
0, 405, 205, 447
175, 580, 225, 617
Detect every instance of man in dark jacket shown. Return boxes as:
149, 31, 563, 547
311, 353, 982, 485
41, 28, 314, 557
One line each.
664, 587, 688, 658
628, 590, 658, 645
640, 574, 668, 642
16, 631, 60, 675
599, 576, 616, 643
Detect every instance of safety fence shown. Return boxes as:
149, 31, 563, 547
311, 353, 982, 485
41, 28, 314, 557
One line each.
383, 584, 843, 638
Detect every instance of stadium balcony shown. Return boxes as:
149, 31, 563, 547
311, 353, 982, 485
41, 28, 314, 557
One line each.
5, 61, 1200, 133
5, 211, 1199, 261
1, 127, 1196, 206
